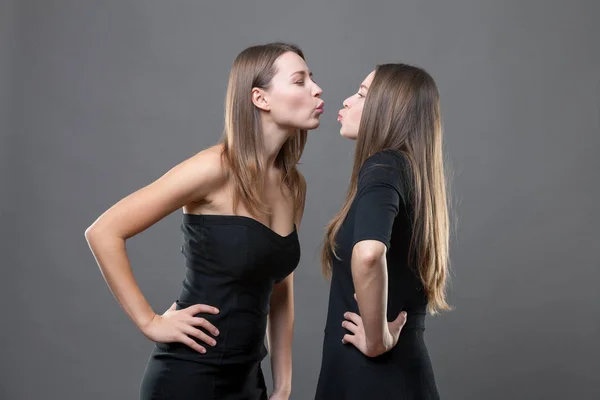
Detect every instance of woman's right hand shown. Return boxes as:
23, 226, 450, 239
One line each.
141, 302, 220, 354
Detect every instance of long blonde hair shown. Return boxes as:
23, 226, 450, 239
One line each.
220, 43, 307, 218
321, 64, 451, 314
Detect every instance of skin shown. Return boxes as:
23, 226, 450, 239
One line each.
337, 70, 375, 140
85, 51, 322, 399
336, 70, 407, 358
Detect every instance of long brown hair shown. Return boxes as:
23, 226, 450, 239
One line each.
220, 43, 307, 218
321, 64, 451, 314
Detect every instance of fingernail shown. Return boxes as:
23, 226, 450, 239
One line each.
211, 340, 216, 346
214, 330, 220, 336
201, 349, 206, 354
401, 311, 407, 317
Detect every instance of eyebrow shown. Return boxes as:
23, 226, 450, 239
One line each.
290, 70, 313, 78
360, 84, 369, 91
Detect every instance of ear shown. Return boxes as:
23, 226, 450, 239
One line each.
252, 87, 270, 111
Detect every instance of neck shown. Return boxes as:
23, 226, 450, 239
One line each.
260, 117, 295, 169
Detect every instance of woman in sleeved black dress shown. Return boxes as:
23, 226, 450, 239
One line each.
315, 64, 451, 399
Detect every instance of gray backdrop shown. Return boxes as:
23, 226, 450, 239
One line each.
3, 0, 599, 399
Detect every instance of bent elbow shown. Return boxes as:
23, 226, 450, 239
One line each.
365, 341, 386, 358
84, 225, 97, 242
84, 222, 107, 245
352, 241, 386, 268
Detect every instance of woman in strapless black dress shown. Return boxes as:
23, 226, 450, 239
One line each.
84, 42, 323, 400
316, 64, 451, 399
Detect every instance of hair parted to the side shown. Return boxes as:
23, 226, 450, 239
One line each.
220, 42, 307, 219
321, 63, 452, 314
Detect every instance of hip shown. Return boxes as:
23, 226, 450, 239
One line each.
323, 325, 431, 364
141, 347, 268, 400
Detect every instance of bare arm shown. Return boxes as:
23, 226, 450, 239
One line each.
85, 148, 225, 342
266, 173, 306, 398
351, 241, 390, 354
267, 273, 294, 397
342, 151, 407, 357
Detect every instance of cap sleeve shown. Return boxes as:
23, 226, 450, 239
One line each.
352, 150, 407, 250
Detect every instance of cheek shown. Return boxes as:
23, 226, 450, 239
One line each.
288, 91, 313, 112
349, 105, 363, 127
272, 90, 311, 118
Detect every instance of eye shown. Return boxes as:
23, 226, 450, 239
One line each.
295, 81, 305, 86
357, 92, 364, 98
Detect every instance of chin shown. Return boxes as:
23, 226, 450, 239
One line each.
340, 129, 357, 140
304, 119, 321, 130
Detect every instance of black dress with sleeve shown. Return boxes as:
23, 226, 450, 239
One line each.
315, 150, 440, 400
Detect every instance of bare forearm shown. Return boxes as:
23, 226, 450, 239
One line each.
351, 251, 388, 352
85, 231, 155, 331
267, 280, 294, 395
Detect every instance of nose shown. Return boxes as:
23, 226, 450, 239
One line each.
343, 97, 350, 108
313, 82, 323, 97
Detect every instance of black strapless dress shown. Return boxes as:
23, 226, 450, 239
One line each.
140, 214, 300, 400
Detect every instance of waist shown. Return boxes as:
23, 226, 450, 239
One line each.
156, 299, 268, 365
174, 299, 268, 337
325, 312, 426, 334
402, 313, 426, 330
179, 280, 271, 316
322, 318, 431, 367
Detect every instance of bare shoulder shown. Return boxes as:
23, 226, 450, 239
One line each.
187, 143, 227, 174
85, 143, 229, 240
179, 144, 229, 195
